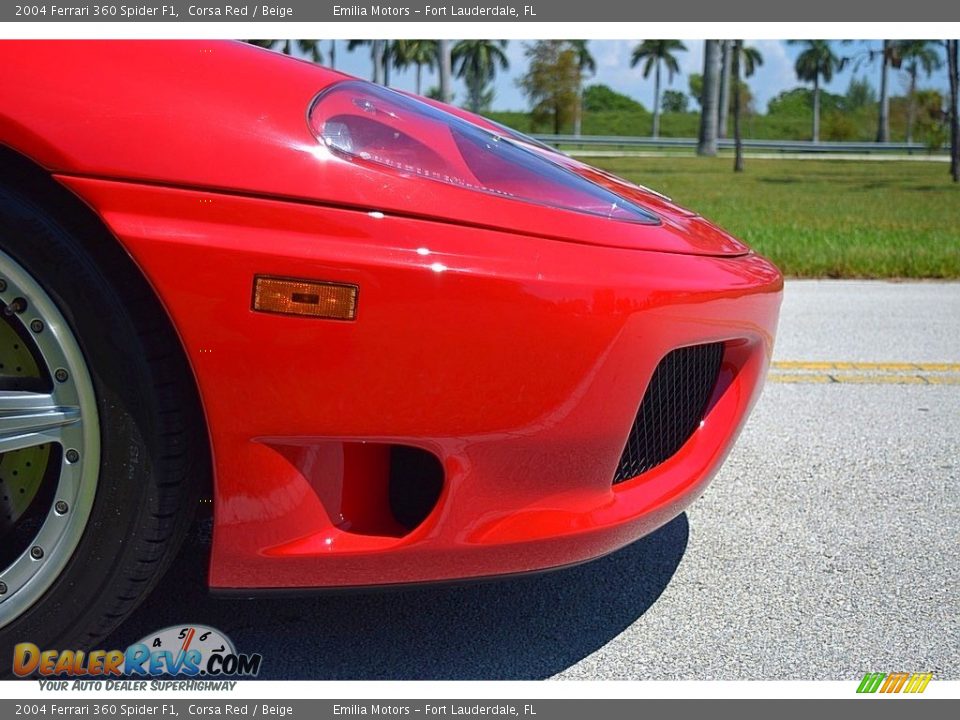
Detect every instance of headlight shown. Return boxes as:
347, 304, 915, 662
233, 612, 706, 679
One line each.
308, 81, 658, 225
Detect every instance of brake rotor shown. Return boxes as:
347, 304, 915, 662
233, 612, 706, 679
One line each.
0, 444, 51, 529
0, 313, 50, 532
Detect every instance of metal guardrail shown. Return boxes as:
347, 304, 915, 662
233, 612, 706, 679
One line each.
531, 134, 937, 154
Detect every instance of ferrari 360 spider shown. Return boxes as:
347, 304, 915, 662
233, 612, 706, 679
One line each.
0, 40, 781, 659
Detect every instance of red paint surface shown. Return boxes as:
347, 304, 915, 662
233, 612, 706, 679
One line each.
1, 40, 782, 588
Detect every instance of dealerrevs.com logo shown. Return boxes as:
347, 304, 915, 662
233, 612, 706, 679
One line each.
13, 625, 262, 680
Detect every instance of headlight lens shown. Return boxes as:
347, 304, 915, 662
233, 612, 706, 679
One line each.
308, 81, 658, 225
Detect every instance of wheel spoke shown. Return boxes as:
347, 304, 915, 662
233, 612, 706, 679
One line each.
0, 391, 80, 454
1, 248, 100, 629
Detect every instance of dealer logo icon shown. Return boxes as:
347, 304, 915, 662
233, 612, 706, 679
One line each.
13, 624, 262, 679
856, 672, 933, 694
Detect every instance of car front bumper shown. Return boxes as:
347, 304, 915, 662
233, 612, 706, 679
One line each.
59, 175, 782, 589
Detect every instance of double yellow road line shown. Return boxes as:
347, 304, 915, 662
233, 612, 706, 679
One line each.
769, 361, 960, 385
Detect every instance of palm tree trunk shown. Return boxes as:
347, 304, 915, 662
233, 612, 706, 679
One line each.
813, 74, 821, 143
652, 60, 661, 138
384, 43, 391, 87
438, 40, 452, 103
468, 74, 481, 113
733, 42, 743, 172
330, 40, 336, 69
283, 40, 291, 55
949, 40, 959, 182
697, 40, 721, 156
718, 40, 732, 139
372, 41, 384, 84
416, 64, 422, 96
574, 81, 583, 137
906, 66, 917, 146
877, 40, 890, 143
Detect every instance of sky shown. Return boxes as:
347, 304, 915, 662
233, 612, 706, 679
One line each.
315, 39, 952, 113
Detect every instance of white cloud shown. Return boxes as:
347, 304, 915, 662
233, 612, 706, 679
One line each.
749, 39, 796, 109
596, 39, 635, 68
585, 39, 701, 110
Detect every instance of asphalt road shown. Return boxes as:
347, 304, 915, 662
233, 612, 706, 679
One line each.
107, 280, 960, 680
774, 280, 960, 363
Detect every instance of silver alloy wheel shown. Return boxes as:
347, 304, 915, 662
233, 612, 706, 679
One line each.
0, 247, 100, 629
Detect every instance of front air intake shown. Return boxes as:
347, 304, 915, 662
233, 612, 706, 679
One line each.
613, 342, 724, 484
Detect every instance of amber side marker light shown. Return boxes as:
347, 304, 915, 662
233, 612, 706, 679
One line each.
253, 276, 358, 320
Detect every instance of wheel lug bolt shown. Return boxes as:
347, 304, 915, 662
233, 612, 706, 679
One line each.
0, 279, 6, 292
3, 297, 26, 316
30, 319, 44, 333
30, 546, 44, 560
0, 581, 7, 595
55, 500, 69, 515
55, 368, 69, 383
65, 449, 80, 464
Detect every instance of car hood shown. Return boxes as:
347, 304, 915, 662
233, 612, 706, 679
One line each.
0, 40, 748, 258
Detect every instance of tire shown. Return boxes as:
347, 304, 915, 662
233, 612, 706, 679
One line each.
0, 182, 205, 677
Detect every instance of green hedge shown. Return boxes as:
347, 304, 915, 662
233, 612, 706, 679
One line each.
485, 104, 939, 144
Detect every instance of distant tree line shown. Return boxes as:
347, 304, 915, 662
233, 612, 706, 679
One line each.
245, 38, 960, 181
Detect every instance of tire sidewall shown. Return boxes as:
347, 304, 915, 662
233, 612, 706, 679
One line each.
0, 186, 169, 675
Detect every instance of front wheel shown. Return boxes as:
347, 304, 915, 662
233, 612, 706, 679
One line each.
0, 184, 205, 676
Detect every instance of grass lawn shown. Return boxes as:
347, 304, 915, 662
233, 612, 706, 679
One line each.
588, 156, 960, 278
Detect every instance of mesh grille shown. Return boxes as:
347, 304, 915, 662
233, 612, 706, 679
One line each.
612, 342, 724, 485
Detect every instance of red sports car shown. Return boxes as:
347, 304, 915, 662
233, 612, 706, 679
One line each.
0, 41, 781, 657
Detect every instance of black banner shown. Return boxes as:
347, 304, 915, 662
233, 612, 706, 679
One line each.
2, 0, 957, 22
0, 700, 957, 720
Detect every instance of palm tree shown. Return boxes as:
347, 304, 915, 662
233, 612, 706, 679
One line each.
789, 40, 844, 143
718, 41, 732, 139
948, 40, 959, 182
630, 40, 687, 138
246, 40, 323, 63
438, 40, 453, 103
391, 40, 438, 96
375, 40, 388, 86
731, 42, 764, 172
697, 40, 721, 156
874, 40, 902, 143
329, 40, 337, 69
738, 44, 764, 78
570, 41, 596, 137
452, 40, 510, 114
899, 41, 942, 144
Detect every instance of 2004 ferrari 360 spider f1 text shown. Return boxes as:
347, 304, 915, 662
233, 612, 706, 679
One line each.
0, 40, 781, 657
